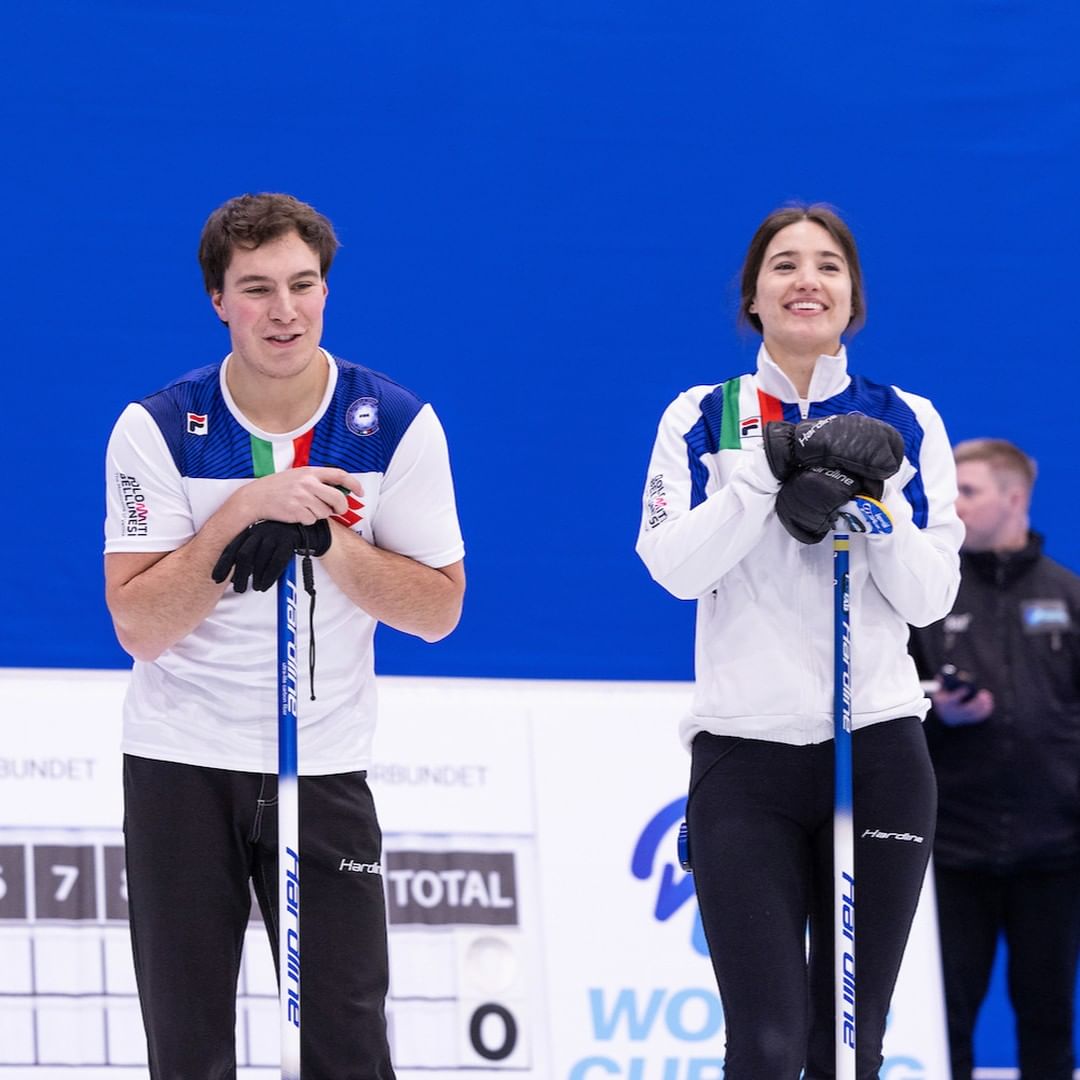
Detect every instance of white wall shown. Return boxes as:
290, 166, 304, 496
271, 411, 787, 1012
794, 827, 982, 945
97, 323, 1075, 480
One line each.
0, 669, 948, 1078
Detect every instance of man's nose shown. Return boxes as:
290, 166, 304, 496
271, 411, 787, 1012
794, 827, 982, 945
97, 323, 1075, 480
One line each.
269, 288, 297, 321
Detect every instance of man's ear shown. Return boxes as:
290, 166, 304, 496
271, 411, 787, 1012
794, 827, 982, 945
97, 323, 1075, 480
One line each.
211, 291, 229, 326
1007, 483, 1028, 514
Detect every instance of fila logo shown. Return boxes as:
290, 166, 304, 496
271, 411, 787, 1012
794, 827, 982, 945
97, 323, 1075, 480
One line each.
187, 412, 208, 436
740, 415, 762, 438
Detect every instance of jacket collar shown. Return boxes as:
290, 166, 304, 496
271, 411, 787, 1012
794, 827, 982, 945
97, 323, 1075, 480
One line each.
963, 532, 1044, 586
755, 344, 852, 403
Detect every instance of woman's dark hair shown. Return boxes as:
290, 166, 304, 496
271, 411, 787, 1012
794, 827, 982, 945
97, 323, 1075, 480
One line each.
738, 203, 865, 336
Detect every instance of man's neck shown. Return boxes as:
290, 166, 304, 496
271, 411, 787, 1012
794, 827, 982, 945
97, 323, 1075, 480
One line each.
968, 522, 1030, 555
227, 350, 329, 434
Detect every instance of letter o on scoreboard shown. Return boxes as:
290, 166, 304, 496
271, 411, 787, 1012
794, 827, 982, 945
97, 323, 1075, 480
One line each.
469, 1002, 517, 1061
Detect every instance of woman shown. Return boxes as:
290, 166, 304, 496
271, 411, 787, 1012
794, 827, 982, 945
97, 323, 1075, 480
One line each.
635, 204, 963, 1078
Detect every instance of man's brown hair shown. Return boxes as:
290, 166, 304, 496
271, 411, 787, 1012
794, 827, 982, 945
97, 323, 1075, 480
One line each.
198, 193, 339, 295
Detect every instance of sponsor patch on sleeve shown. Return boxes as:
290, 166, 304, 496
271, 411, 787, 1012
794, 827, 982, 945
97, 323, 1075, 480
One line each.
645, 474, 668, 529
116, 473, 149, 537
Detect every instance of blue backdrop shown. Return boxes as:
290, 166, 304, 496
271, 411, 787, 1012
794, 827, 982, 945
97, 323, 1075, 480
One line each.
3, 1, 1078, 1069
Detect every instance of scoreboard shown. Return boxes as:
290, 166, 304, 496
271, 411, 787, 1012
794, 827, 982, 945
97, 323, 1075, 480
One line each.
0, 672, 548, 1078
0, 830, 539, 1074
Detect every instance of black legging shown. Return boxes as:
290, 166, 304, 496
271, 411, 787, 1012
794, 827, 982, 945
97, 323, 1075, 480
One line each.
686, 717, 937, 1080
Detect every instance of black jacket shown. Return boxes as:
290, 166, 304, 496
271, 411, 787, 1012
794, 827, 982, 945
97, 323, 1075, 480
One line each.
910, 533, 1080, 872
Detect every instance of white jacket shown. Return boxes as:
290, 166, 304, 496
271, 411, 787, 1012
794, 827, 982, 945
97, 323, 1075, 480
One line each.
636, 346, 963, 749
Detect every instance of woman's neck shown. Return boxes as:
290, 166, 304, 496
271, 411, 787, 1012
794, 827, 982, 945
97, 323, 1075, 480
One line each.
764, 338, 841, 399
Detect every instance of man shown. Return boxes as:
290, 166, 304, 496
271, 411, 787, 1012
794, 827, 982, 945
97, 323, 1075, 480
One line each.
104, 193, 465, 1078
910, 438, 1080, 1079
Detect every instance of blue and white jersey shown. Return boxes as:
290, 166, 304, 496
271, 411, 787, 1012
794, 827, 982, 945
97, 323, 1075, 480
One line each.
105, 350, 465, 774
636, 345, 963, 748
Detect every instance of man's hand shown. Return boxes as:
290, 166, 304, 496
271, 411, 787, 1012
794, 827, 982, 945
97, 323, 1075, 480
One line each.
212, 520, 332, 593
764, 414, 905, 483
932, 686, 995, 726
775, 466, 883, 545
230, 467, 363, 525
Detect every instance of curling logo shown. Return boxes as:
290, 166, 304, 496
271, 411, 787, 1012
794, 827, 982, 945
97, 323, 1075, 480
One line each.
631, 797, 707, 956
346, 397, 379, 437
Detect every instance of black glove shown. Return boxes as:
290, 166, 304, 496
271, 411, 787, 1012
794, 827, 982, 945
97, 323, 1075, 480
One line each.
211, 520, 332, 593
764, 414, 904, 482
775, 466, 884, 545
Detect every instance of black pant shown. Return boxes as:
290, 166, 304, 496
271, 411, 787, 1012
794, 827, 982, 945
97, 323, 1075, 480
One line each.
935, 864, 1080, 1080
123, 755, 395, 1080
687, 717, 937, 1080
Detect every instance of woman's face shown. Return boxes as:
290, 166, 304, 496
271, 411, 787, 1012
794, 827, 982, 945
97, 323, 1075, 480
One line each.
750, 220, 853, 358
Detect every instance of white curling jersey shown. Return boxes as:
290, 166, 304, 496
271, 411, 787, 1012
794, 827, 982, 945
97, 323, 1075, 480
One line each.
104, 351, 465, 775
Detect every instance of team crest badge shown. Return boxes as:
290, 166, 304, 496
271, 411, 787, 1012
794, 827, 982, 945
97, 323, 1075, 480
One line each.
347, 397, 379, 437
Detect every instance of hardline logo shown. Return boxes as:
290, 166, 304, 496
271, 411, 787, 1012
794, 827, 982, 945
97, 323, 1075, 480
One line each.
283, 845, 300, 1028
861, 830, 924, 843
339, 858, 381, 874
281, 578, 298, 716
797, 415, 835, 446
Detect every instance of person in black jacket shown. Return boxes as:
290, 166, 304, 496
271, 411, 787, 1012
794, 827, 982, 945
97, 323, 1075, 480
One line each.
910, 438, 1080, 1080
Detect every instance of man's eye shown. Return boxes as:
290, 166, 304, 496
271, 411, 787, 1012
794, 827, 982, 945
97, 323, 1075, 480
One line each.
293, 281, 315, 291
244, 287, 269, 295
773, 261, 795, 271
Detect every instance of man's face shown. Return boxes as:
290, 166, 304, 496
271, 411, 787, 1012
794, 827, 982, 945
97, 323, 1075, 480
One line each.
955, 460, 1020, 551
211, 230, 328, 382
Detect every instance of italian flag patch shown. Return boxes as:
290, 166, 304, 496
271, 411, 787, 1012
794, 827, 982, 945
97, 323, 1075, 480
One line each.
249, 430, 364, 526
718, 376, 783, 448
